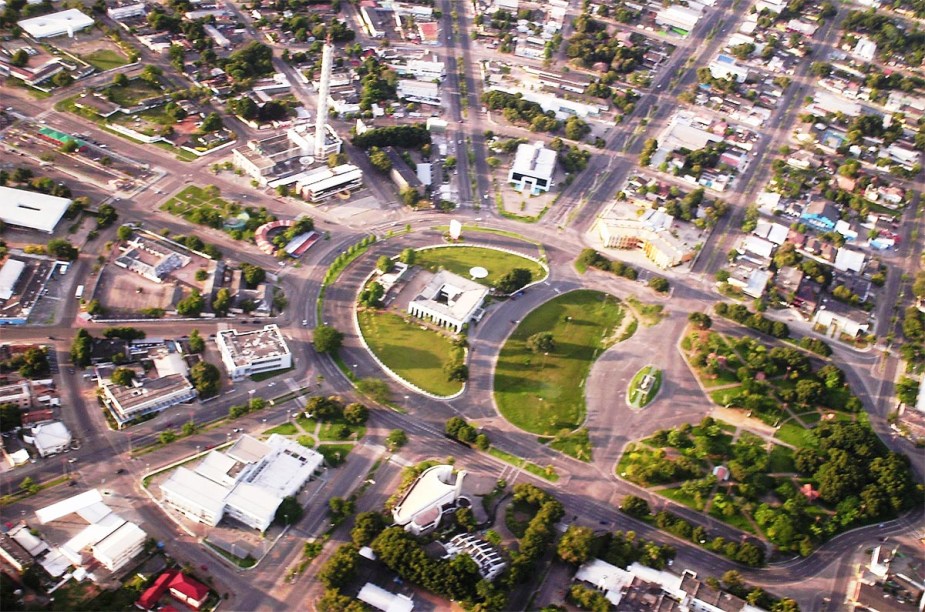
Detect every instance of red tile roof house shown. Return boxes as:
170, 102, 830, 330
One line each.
168, 572, 210, 609
136, 570, 210, 610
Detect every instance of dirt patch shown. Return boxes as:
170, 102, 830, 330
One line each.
95, 266, 178, 314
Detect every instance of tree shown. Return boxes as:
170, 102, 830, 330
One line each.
0, 403, 22, 432
688, 312, 712, 329
351, 511, 386, 546
276, 495, 303, 525
314, 325, 344, 354
199, 112, 223, 133
376, 255, 392, 273
386, 429, 407, 451
190, 361, 221, 397
71, 329, 93, 367
16, 347, 49, 378
455, 507, 476, 532
60, 139, 79, 154
19, 477, 40, 495
159, 429, 178, 445
399, 248, 416, 265
328, 497, 355, 525
140, 64, 162, 84
117, 225, 133, 241
359, 282, 384, 308
176, 290, 205, 317
112, 72, 129, 87
343, 402, 368, 425
564, 116, 591, 141
181, 421, 198, 436
445, 362, 469, 382
896, 377, 919, 405
368, 147, 392, 173
110, 367, 135, 387
212, 288, 231, 316
188, 329, 205, 354
46, 239, 78, 260
648, 276, 670, 293
241, 263, 266, 288
557, 525, 595, 564
526, 332, 555, 353
494, 268, 532, 294
318, 544, 359, 589
621, 495, 651, 518
10, 49, 28, 67
52, 72, 73, 88
305, 396, 344, 421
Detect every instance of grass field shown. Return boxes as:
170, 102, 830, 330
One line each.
82, 49, 129, 71
107, 77, 162, 107
549, 428, 592, 461
415, 246, 546, 287
494, 290, 625, 435
774, 420, 818, 448
160, 184, 235, 226
358, 310, 464, 397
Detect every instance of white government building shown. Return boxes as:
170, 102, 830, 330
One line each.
159, 434, 323, 531
392, 464, 466, 535
215, 324, 292, 381
508, 141, 556, 194
18, 8, 94, 38
0, 186, 71, 234
407, 270, 488, 333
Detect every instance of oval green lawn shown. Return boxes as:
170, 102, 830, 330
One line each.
358, 310, 464, 397
415, 246, 546, 287
494, 290, 626, 435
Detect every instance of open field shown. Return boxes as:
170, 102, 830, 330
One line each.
358, 310, 464, 397
414, 246, 546, 287
494, 290, 625, 435
82, 48, 129, 71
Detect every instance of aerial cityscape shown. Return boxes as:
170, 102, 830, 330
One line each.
0, 0, 923, 609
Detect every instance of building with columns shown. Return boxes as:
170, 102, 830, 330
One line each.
407, 270, 488, 333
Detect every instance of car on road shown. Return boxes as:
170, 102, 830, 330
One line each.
302, 320, 308, 326
116, 468, 126, 474
68, 458, 77, 463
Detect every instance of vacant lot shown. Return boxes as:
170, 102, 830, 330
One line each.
96, 267, 177, 314
414, 246, 546, 287
358, 310, 464, 397
82, 48, 129, 71
494, 290, 625, 435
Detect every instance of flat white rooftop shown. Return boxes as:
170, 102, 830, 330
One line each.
0, 186, 71, 233
18, 8, 94, 38
511, 142, 556, 181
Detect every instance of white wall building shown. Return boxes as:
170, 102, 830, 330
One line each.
35, 489, 148, 575
101, 374, 197, 428
655, 5, 702, 33
387, 59, 445, 81
508, 141, 556, 194
0, 259, 25, 301
26, 421, 72, 457
215, 324, 292, 381
408, 270, 488, 333
107, 3, 146, 20
0, 186, 71, 233
357, 583, 414, 612
392, 464, 466, 535
709, 55, 749, 83
397, 79, 441, 105
18, 8, 94, 38
159, 434, 323, 531
92, 522, 147, 571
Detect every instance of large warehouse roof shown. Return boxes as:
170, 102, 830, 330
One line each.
0, 259, 25, 300
18, 8, 94, 38
0, 186, 71, 233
